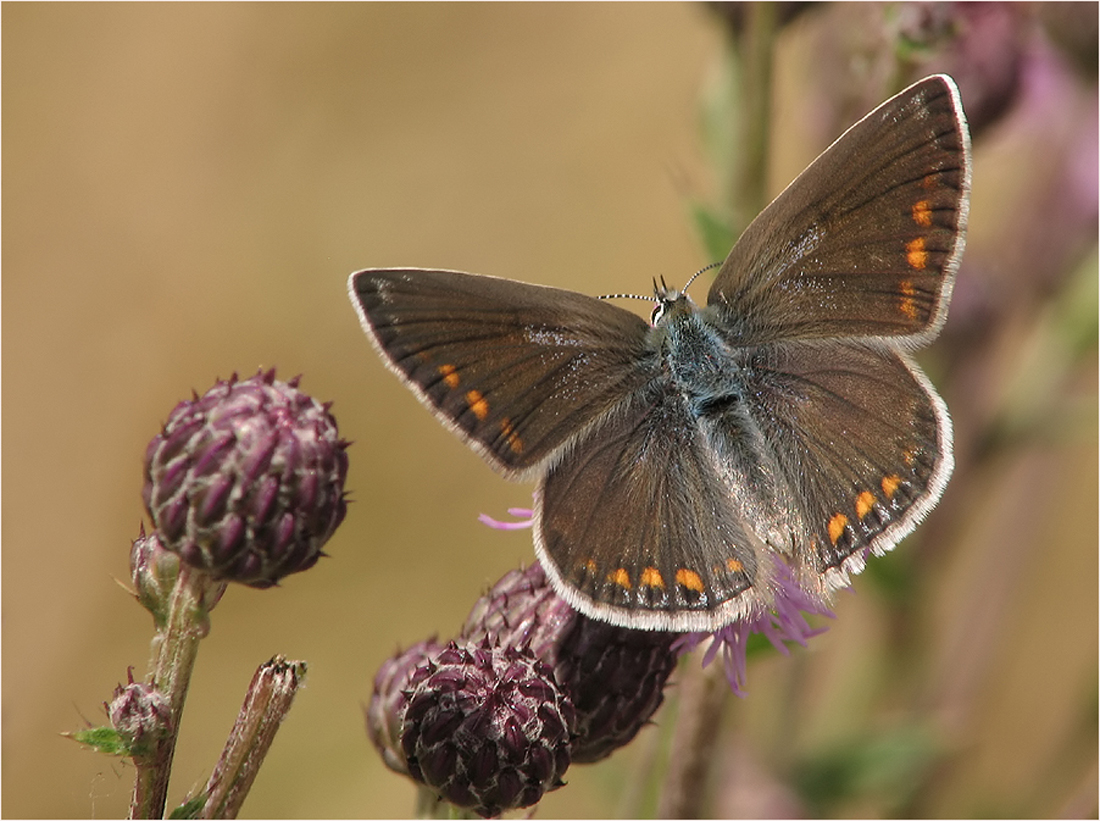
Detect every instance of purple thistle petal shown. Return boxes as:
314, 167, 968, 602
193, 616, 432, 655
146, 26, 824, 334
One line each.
675, 557, 837, 697
478, 509, 534, 530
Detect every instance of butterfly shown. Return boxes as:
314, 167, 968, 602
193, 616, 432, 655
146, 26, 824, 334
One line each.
348, 74, 970, 631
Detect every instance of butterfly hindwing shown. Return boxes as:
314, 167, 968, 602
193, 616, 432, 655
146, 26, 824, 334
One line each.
535, 382, 770, 631
713, 337, 951, 592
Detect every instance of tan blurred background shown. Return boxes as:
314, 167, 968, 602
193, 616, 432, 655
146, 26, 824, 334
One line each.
3, 4, 1096, 818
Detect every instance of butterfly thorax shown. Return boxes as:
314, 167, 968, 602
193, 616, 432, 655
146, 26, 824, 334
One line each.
650, 289, 747, 420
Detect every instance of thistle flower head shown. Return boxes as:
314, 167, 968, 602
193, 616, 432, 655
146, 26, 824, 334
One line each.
462, 562, 680, 764
366, 639, 443, 776
143, 370, 349, 588
397, 640, 574, 818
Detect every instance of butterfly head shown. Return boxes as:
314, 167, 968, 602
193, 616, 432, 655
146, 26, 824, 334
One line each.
650, 276, 699, 327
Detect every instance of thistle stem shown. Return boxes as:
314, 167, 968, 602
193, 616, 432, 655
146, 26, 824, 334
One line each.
197, 657, 307, 819
730, 1, 777, 234
129, 565, 217, 818
657, 655, 730, 818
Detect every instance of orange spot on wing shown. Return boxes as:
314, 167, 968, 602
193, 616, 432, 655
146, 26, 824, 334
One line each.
500, 417, 523, 454
922, 173, 938, 189
881, 474, 902, 500
828, 513, 849, 546
438, 363, 460, 388
912, 200, 933, 227
640, 567, 665, 588
726, 557, 744, 573
899, 280, 919, 320
676, 568, 705, 593
584, 559, 597, 574
608, 567, 632, 589
906, 237, 928, 270
856, 491, 876, 519
465, 390, 489, 420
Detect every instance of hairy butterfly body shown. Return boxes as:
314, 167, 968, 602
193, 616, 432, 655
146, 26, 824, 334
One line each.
349, 75, 970, 631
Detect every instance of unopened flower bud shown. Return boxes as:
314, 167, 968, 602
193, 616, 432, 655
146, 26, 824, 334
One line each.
399, 640, 573, 817
107, 673, 171, 760
463, 562, 680, 763
143, 370, 349, 588
367, 639, 443, 776
130, 526, 181, 628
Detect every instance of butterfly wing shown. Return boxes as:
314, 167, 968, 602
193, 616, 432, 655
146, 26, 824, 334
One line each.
535, 381, 772, 631
709, 74, 970, 344
703, 336, 952, 595
348, 268, 654, 477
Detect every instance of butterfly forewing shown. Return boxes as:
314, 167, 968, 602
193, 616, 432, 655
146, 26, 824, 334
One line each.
349, 269, 654, 476
709, 74, 970, 344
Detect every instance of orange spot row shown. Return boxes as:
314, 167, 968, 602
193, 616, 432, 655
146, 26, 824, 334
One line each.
603, 565, 713, 593
881, 474, 902, 500
676, 568, 704, 593
828, 513, 849, 546
500, 417, 523, 454
438, 363, 460, 389
899, 279, 919, 320
912, 199, 933, 228
828, 477, 909, 545
856, 490, 876, 520
906, 237, 929, 270
465, 389, 489, 420
609, 567, 631, 590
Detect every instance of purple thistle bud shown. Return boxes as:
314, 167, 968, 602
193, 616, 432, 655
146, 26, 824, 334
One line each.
462, 562, 680, 764
129, 525, 227, 633
893, 1, 1026, 137
366, 639, 443, 777
397, 640, 574, 817
107, 671, 172, 760
130, 525, 181, 628
143, 370, 349, 588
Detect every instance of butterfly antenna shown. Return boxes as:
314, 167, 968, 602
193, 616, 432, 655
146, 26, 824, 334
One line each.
598, 265, 720, 302
597, 291, 653, 303
682, 261, 722, 294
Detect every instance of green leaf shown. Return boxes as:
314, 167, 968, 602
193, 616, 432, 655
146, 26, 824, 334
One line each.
793, 725, 941, 815
168, 795, 206, 819
690, 201, 738, 265
66, 726, 132, 757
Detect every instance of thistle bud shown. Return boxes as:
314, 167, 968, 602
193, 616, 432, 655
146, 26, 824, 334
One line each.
398, 640, 574, 817
143, 370, 349, 588
366, 639, 443, 776
107, 674, 171, 761
463, 562, 680, 763
129, 526, 181, 628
